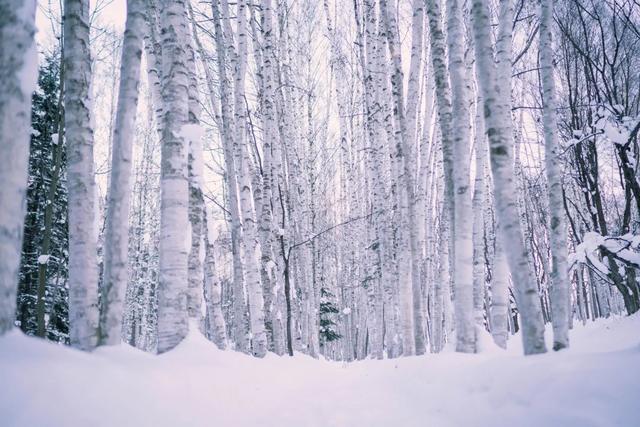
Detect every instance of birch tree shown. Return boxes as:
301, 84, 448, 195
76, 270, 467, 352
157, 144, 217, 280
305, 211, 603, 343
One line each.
210, 0, 249, 353
539, 0, 569, 351
0, 0, 38, 335
425, 0, 457, 353
64, 0, 100, 350
470, 0, 547, 355
203, 214, 227, 348
491, 233, 510, 348
233, 0, 268, 357
156, 0, 190, 353
99, 0, 146, 346
259, 0, 287, 355
360, 0, 396, 358
380, 0, 416, 356
405, 0, 427, 356
472, 95, 487, 331
185, 16, 205, 320
143, 0, 163, 130
447, 0, 476, 353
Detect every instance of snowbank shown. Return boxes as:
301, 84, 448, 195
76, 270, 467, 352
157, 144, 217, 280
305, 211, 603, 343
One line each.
1, 315, 639, 427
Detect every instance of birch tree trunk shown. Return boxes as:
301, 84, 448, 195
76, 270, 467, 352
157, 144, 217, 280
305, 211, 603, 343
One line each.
143, 0, 163, 133
234, 0, 268, 357
185, 18, 205, 320
156, 0, 190, 353
203, 213, 227, 348
0, 0, 38, 335
425, 0, 453, 202
472, 96, 487, 330
446, 0, 476, 353
259, 0, 287, 355
470, 0, 547, 355
540, 0, 570, 351
99, 0, 145, 346
431, 157, 451, 353
361, 0, 395, 358
425, 0, 455, 343
405, 0, 427, 356
210, 0, 249, 353
64, 0, 100, 350
491, 232, 509, 348
380, 0, 416, 356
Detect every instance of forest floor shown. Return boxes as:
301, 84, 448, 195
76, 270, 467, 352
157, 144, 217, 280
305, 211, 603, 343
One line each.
1, 314, 639, 427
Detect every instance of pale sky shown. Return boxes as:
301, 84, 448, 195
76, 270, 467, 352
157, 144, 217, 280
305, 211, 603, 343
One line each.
35, 0, 126, 49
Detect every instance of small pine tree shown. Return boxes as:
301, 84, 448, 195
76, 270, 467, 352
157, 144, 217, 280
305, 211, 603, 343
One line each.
319, 287, 341, 346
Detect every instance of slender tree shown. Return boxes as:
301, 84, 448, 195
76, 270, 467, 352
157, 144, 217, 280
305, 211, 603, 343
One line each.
472, 95, 487, 332
491, 228, 510, 348
32, 51, 66, 339
211, 0, 250, 353
259, 0, 287, 355
100, 0, 146, 346
183, 6, 208, 322
380, 0, 416, 356
447, 0, 476, 353
426, 0, 454, 353
64, 0, 100, 350
470, 0, 547, 355
539, 0, 570, 350
203, 213, 227, 348
233, 0, 268, 358
405, 0, 427, 355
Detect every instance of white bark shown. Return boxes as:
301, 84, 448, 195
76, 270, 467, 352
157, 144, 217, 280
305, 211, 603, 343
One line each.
143, 0, 163, 134
187, 7, 227, 345
425, 0, 455, 341
380, 0, 416, 357
203, 213, 227, 349
431, 155, 452, 353
472, 95, 487, 330
446, 0, 476, 353
405, 0, 427, 356
470, 0, 547, 354
234, 0, 268, 357
324, 0, 359, 361
156, 0, 190, 353
100, 0, 145, 346
376, 28, 403, 359
185, 14, 204, 320
0, 0, 38, 335
210, 0, 249, 353
64, 0, 100, 350
361, 0, 394, 358
540, 0, 570, 351
491, 232, 510, 348
257, 0, 286, 355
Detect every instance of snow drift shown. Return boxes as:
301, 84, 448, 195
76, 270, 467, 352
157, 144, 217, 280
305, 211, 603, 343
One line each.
1, 315, 639, 427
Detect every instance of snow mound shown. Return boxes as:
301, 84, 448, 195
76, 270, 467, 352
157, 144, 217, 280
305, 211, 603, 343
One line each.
1, 315, 639, 427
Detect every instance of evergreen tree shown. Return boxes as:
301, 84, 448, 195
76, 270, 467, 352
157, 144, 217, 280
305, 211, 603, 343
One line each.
16, 53, 69, 344
319, 287, 341, 346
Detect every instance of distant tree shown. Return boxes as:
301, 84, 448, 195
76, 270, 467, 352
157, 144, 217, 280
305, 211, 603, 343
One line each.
99, 0, 146, 346
16, 53, 70, 344
319, 287, 341, 347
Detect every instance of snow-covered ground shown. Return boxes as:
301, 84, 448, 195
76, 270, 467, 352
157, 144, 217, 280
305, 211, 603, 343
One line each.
1, 315, 639, 427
